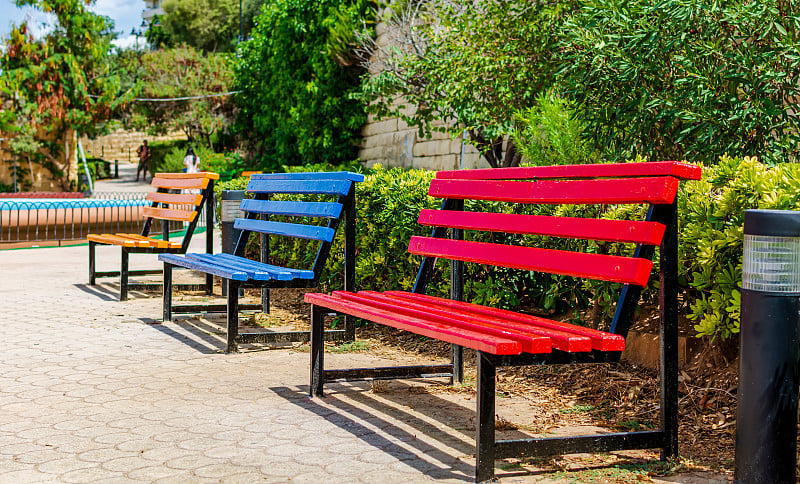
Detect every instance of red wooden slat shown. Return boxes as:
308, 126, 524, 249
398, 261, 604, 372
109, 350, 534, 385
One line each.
418, 210, 666, 245
428, 177, 679, 205
408, 236, 653, 286
304, 293, 524, 355
332, 291, 556, 353
349, 291, 590, 352
385, 291, 625, 351
435, 161, 702, 181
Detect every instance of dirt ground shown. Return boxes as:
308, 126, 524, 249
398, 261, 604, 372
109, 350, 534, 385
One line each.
171, 286, 795, 483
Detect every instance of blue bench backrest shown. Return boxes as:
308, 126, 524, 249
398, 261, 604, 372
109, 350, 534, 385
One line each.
231, 171, 364, 278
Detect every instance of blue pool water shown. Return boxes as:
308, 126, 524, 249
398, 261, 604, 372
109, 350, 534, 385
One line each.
0, 198, 148, 210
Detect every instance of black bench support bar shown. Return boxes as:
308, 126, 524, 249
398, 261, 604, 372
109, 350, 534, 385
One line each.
323, 365, 453, 382
495, 431, 667, 459
238, 329, 348, 345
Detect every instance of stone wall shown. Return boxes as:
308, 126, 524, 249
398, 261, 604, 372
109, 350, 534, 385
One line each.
79, 129, 187, 165
359, 113, 489, 170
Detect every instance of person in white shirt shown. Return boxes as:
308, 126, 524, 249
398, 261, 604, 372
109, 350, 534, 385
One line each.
183, 147, 200, 173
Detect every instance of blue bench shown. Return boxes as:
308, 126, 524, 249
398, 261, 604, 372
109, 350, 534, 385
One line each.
159, 171, 363, 353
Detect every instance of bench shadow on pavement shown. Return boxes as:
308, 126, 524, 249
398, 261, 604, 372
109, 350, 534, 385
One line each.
146, 316, 229, 354
270, 383, 537, 481
73, 283, 121, 301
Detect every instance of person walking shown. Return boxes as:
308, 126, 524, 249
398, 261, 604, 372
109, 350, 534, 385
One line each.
136, 140, 151, 182
183, 147, 200, 174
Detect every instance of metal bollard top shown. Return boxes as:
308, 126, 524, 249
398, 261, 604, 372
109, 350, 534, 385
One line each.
743, 209, 800, 294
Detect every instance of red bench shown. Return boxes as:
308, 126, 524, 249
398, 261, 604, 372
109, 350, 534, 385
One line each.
305, 161, 701, 482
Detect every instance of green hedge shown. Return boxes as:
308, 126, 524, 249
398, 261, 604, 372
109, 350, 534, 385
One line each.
216, 158, 799, 340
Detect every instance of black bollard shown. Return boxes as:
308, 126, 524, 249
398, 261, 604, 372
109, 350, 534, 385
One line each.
736, 209, 800, 484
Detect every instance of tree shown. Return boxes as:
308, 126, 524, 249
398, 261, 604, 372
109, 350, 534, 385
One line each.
233, 0, 369, 170
558, 0, 800, 164
147, 0, 265, 52
360, 0, 575, 168
0, 0, 124, 190
114, 46, 236, 149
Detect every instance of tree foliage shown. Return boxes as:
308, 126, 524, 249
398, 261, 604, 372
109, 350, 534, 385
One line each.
0, 0, 124, 189
360, 0, 574, 167
233, 0, 370, 170
559, 0, 800, 164
147, 0, 264, 52
113, 46, 235, 149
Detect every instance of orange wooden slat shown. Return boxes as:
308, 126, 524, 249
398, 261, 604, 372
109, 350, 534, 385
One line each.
153, 171, 220, 180
150, 177, 210, 190
142, 206, 197, 222
146, 192, 203, 206
88, 234, 146, 247
116, 233, 171, 249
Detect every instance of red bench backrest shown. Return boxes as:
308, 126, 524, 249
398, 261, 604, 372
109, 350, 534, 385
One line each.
410, 161, 701, 287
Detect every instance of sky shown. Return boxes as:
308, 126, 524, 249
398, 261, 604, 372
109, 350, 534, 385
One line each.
1, 0, 148, 50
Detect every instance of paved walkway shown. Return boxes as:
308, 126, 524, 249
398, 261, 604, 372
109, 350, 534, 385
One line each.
92, 161, 154, 194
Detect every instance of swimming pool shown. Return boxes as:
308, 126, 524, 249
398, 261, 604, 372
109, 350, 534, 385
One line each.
0, 197, 150, 244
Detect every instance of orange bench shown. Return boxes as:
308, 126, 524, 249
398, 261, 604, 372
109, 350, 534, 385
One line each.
88, 172, 218, 300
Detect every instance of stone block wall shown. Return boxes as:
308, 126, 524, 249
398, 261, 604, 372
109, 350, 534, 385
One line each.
79, 129, 187, 164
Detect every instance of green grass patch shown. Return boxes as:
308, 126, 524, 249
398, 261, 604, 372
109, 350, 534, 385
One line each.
327, 341, 373, 353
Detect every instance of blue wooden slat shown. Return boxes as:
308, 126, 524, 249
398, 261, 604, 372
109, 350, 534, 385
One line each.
214, 253, 315, 279
250, 171, 364, 182
186, 253, 292, 281
239, 199, 342, 219
246, 179, 352, 196
234, 218, 335, 242
159, 254, 249, 281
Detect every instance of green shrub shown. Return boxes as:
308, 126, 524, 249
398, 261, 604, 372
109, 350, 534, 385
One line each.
683, 155, 800, 340
512, 91, 601, 167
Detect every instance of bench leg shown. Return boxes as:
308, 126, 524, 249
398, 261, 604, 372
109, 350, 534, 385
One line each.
310, 305, 325, 397
262, 287, 270, 314
226, 280, 239, 353
452, 344, 464, 385
163, 263, 173, 322
89, 241, 96, 285
120, 248, 129, 301
476, 351, 496, 483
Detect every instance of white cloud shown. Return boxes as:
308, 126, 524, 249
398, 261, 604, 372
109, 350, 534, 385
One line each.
0, 1, 147, 45
112, 34, 150, 51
